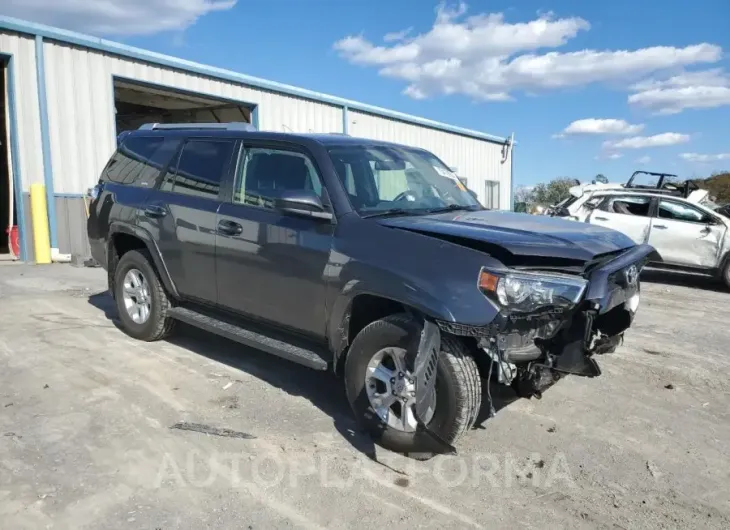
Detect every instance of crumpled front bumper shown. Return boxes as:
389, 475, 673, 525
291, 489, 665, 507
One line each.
583, 243, 653, 316
437, 244, 655, 371
526, 243, 654, 376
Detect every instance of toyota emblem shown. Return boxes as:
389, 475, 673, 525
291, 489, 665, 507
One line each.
625, 264, 639, 286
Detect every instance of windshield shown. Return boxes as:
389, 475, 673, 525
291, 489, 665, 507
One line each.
327, 144, 482, 216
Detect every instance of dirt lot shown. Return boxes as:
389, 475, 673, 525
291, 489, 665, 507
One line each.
1, 262, 729, 529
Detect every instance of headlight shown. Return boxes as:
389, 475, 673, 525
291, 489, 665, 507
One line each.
478, 268, 588, 313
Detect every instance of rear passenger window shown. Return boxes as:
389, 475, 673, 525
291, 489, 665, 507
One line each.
601, 196, 651, 216
162, 139, 236, 200
103, 136, 179, 188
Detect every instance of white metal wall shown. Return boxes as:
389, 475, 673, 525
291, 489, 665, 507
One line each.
0, 32, 44, 190
42, 41, 344, 194
0, 33, 510, 202
349, 110, 511, 209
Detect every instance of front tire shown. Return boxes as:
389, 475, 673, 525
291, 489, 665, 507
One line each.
113, 249, 175, 341
344, 314, 481, 457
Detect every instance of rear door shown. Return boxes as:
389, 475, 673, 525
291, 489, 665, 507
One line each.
142, 137, 237, 303
587, 194, 653, 243
88, 134, 177, 267
215, 142, 335, 338
648, 199, 725, 268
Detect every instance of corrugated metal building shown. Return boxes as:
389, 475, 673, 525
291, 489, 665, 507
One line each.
0, 16, 513, 262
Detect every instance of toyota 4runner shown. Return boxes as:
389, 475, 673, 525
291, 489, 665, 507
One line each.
88, 122, 655, 457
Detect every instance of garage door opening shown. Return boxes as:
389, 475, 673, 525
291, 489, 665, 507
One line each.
0, 60, 15, 258
113, 79, 253, 134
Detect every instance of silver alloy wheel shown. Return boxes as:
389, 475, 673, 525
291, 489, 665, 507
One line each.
365, 347, 436, 432
122, 268, 151, 325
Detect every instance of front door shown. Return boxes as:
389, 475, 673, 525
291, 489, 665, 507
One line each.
587, 195, 652, 244
142, 137, 237, 303
215, 143, 334, 338
648, 199, 725, 268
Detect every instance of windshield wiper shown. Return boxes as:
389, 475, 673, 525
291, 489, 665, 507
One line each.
361, 208, 424, 219
424, 204, 481, 214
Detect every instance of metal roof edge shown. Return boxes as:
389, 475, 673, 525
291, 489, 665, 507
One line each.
0, 15, 509, 145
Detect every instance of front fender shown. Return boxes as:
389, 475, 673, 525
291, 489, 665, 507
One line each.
108, 222, 180, 299
324, 218, 505, 368
327, 278, 457, 361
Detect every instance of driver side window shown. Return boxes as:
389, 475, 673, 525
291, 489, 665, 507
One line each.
234, 147, 323, 209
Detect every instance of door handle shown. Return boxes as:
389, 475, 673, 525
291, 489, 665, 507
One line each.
217, 220, 243, 236
143, 205, 167, 218
653, 224, 667, 229
594, 216, 608, 221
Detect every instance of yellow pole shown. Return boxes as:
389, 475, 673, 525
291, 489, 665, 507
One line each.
30, 183, 51, 264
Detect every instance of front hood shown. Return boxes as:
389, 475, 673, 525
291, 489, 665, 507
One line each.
377, 209, 635, 262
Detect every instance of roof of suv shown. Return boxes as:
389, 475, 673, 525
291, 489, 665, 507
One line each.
125, 126, 431, 152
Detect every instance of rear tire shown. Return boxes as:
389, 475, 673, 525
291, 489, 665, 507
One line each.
344, 314, 481, 458
722, 260, 730, 290
114, 249, 176, 341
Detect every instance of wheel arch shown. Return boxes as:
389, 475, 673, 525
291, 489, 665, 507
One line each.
107, 223, 179, 299
717, 249, 730, 279
328, 287, 453, 374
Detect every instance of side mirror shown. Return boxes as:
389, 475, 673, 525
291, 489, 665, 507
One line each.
275, 190, 333, 221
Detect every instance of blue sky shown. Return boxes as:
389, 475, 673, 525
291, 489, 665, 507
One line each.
3, 0, 729, 187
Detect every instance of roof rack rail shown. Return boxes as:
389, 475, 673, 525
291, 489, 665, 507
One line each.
619, 187, 682, 196
138, 122, 257, 132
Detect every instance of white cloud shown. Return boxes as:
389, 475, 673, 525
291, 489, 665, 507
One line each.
384, 27, 413, 43
333, 4, 722, 101
637, 155, 652, 164
0, 0, 237, 35
604, 133, 691, 150
595, 152, 623, 160
680, 153, 730, 163
630, 68, 729, 91
629, 86, 730, 114
629, 68, 730, 114
560, 118, 644, 136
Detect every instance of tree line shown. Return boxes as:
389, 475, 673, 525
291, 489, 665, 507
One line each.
515, 171, 730, 212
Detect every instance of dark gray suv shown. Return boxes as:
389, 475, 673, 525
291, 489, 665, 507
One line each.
87, 122, 654, 457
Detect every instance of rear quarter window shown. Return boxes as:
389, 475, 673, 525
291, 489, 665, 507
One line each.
102, 135, 180, 188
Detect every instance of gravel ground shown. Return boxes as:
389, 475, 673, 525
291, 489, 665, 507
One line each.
1, 262, 729, 529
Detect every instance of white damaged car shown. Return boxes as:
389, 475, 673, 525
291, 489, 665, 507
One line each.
554, 188, 730, 287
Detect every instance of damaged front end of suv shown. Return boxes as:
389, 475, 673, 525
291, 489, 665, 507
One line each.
435, 244, 652, 402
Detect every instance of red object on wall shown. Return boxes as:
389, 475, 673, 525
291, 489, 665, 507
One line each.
6, 225, 19, 258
